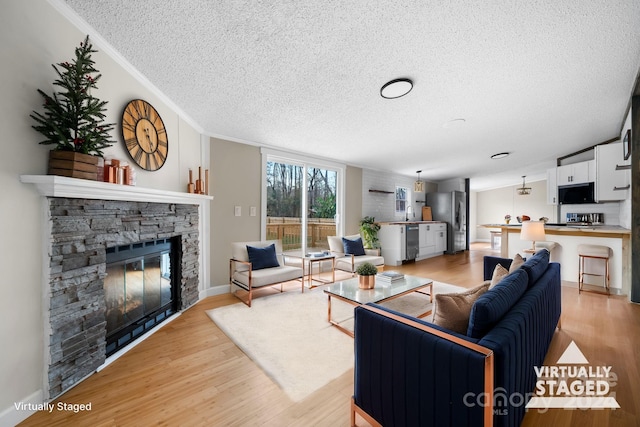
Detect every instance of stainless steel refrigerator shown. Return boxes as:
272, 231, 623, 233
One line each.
426, 191, 467, 254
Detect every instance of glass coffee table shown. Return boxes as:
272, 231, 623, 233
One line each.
324, 275, 433, 337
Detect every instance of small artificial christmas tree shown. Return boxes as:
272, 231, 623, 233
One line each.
30, 35, 115, 156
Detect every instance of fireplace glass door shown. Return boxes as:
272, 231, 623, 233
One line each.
104, 239, 177, 355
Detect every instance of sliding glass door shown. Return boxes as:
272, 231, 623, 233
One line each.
306, 167, 337, 251
265, 161, 304, 250
263, 151, 342, 254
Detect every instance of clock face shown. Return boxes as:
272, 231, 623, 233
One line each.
121, 99, 168, 171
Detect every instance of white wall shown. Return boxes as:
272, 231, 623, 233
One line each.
437, 178, 466, 193
362, 169, 437, 222
0, 1, 205, 423
475, 180, 555, 241
469, 190, 478, 242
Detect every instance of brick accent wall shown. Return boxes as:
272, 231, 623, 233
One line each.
46, 198, 200, 399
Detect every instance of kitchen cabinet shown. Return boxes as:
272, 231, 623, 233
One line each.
418, 222, 447, 260
434, 223, 447, 253
378, 224, 406, 266
556, 160, 595, 186
380, 222, 447, 265
418, 224, 436, 257
596, 142, 630, 201
547, 167, 557, 205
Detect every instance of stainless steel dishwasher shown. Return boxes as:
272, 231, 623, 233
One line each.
405, 224, 419, 261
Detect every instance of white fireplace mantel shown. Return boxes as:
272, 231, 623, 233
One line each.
21, 174, 215, 329
20, 175, 213, 205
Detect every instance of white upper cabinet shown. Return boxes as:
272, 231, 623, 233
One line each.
557, 160, 595, 186
547, 167, 557, 205
596, 142, 630, 201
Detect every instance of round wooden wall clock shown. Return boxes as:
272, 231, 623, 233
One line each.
121, 99, 168, 171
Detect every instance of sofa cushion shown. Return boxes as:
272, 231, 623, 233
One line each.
467, 269, 528, 338
490, 264, 509, 288
327, 235, 344, 253
233, 265, 302, 287
335, 254, 384, 273
509, 253, 525, 273
342, 237, 366, 256
432, 282, 490, 335
521, 249, 550, 287
246, 243, 280, 270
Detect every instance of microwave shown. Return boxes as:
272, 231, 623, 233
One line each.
558, 182, 595, 204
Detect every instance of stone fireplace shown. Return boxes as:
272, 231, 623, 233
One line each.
22, 175, 212, 401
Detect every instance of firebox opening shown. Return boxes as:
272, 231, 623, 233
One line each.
104, 237, 181, 356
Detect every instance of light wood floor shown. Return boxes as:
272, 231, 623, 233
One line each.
19, 243, 640, 426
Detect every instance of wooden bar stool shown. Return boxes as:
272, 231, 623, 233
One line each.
577, 244, 612, 295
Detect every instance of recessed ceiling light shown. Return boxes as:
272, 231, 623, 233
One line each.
443, 118, 466, 128
380, 78, 413, 99
490, 152, 510, 159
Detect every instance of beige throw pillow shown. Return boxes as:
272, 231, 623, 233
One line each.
432, 283, 490, 335
509, 253, 525, 272
490, 264, 509, 289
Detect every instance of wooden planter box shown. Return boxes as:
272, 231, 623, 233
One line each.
48, 151, 99, 181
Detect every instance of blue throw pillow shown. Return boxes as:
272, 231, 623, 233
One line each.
246, 244, 280, 270
342, 237, 366, 256
467, 269, 528, 338
521, 249, 550, 287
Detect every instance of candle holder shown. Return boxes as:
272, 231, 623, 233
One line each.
187, 166, 209, 194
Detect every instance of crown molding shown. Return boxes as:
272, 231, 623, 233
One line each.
47, 0, 204, 135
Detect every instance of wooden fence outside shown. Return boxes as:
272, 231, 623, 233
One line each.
266, 217, 336, 250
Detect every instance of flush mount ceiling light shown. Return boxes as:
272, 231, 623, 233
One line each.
380, 78, 413, 99
517, 175, 532, 196
414, 170, 424, 193
490, 152, 510, 159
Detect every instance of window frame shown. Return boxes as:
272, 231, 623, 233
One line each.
260, 148, 345, 249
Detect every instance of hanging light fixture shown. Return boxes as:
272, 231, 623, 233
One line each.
517, 175, 532, 195
414, 170, 425, 193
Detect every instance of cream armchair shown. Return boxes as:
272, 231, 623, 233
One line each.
327, 234, 384, 275
229, 240, 304, 307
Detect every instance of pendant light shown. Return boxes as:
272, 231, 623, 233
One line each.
414, 170, 425, 193
517, 175, 532, 196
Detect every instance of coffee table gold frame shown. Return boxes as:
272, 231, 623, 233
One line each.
324, 276, 433, 337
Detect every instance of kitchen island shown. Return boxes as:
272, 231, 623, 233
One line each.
481, 224, 631, 296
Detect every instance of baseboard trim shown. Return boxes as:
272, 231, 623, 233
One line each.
562, 280, 625, 296
0, 389, 44, 427
199, 284, 231, 300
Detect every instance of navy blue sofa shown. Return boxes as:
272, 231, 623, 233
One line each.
352, 249, 561, 427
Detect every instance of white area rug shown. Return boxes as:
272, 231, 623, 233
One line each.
206, 281, 464, 402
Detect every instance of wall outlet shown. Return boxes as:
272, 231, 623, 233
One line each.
250, 206, 256, 217
234, 206, 241, 217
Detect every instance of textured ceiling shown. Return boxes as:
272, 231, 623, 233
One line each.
62, 0, 640, 190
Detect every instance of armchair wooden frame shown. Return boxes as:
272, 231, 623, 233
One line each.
351, 304, 495, 427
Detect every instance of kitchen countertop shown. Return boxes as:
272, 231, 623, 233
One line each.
378, 221, 445, 225
480, 223, 630, 236
483, 223, 631, 293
